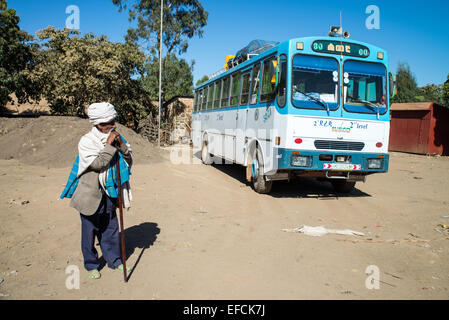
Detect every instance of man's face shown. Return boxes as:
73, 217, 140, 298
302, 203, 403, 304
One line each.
96, 119, 117, 133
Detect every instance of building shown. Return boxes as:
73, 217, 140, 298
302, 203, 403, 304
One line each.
137, 96, 193, 145
389, 102, 449, 155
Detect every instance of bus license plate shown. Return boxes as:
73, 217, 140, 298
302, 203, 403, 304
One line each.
323, 163, 361, 171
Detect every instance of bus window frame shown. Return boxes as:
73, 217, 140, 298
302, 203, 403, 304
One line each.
290, 53, 340, 111
250, 62, 262, 105
276, 54, 288, 108
221, 76, 231, 108
193, 91, 198, 112
342, 59, 388, 116
207, 83, 214, 109
201, 87, 208, 110
213, 80, 221, 109
260, 55, 278, 104
198, 88, 203, 110
229, 71, 242, 107
239, 69, 252, 106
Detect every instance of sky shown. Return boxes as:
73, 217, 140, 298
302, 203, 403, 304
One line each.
7, 0, 449, 87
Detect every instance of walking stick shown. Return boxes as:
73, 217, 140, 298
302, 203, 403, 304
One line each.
115, 149, 128, 283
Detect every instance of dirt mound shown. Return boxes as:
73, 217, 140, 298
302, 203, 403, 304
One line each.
0, 116, 165, 168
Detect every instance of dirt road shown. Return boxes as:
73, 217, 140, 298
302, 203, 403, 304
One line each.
1, 140, 448, 299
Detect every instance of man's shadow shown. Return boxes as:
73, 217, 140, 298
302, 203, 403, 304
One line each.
97, 222, 160, 280
105, 222, 160, 281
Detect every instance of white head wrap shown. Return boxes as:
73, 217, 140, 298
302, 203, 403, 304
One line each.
87, 102, 117, 125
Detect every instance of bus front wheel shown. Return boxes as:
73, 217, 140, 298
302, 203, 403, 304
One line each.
331, 180, 356, 193
201, 140, 213, 165
251, 147, 273, 194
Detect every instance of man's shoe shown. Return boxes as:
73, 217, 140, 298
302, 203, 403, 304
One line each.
116, 264, 130, 273
87, 269, 101, 279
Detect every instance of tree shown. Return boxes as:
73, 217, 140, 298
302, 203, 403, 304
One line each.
112, 0, 208, 116
391, 62, 419, 103
24, 27, 153, 129
195, 75, 208, 86
141, 52, 193, 120
0, 3, 36, 112
113, 0, 208, 56
415, 84, 443, 104
443, 74, 449, 107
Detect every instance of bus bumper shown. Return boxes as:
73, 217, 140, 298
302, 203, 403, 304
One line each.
274, 148, 389, 178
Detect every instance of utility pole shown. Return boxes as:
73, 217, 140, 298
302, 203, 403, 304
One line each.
157, 0, 163, 147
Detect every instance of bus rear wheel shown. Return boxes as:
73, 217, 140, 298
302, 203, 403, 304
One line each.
331, 180, 356, 193
251, 147, 273, 194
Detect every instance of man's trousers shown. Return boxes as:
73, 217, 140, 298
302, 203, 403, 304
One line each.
80, 191, 122, 271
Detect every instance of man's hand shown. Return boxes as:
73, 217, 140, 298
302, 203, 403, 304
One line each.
106, 131, 123, 146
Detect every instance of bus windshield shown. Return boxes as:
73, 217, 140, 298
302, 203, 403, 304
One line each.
343, 60, 387, 115
292, 55, 339, 111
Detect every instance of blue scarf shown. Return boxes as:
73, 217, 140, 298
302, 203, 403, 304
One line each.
59, 138, 131, 200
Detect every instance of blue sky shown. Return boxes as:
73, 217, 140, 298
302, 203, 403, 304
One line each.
8, 0, 449, 87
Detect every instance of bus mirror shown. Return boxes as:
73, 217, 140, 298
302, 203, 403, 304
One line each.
389, 72, 396, 98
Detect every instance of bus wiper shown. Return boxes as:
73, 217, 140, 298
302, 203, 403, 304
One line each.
293, 88, 330, 114
352, 98, 380, 119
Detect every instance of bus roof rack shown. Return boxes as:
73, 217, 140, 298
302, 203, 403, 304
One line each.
226, 40, 279, 70
208, 67, 226, 80
206, 40, 279, 81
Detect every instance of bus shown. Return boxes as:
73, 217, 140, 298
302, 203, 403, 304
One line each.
191, 28, 395, 194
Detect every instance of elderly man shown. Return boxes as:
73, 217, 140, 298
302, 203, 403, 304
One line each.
60, 102, 132, 279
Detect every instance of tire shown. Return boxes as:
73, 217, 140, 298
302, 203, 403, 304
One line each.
201, 139, 212, 165
331, 180, 356, 193
251, 146, 273, 194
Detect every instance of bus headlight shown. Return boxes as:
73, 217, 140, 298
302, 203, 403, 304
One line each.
367, 158, 383, 169
291, 155, 312, 167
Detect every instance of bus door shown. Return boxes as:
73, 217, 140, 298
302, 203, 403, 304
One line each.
235, 69, 252, 165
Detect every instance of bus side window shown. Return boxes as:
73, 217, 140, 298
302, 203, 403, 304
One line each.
193, 91, 198, 111
250, 63, 261, 105
201, 89, 206, 110
202, 87, 208, 110
197, 89, 202, 110
213, 80, 221, 109
207, 83, 214, 109
221, 76, 230, 108
240, 72, 251, 105
260, 56, 277, 103
230, 72, 241, 107
277, 55, 287, 107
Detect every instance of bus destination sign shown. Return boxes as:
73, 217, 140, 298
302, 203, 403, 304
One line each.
312, 40, 370, 58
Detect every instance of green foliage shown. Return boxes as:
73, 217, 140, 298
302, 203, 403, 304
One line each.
196, 75, 209, 86
443, 74, 449, 107
142, 52, 193, 107
112, 0, 208, 56
0, 0, 7, 11
391, 62, 447, 106
24, 27, 153, 129
112, 0, 207, 116
416, 84, 444, 105
0, 6, 36, 111
391, 62, 419, 103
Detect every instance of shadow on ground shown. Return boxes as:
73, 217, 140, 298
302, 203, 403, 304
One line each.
209, 163, 371, 199
123, 222, 160, 281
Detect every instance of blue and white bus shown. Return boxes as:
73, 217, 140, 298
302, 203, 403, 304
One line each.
192, 29, 395, 194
